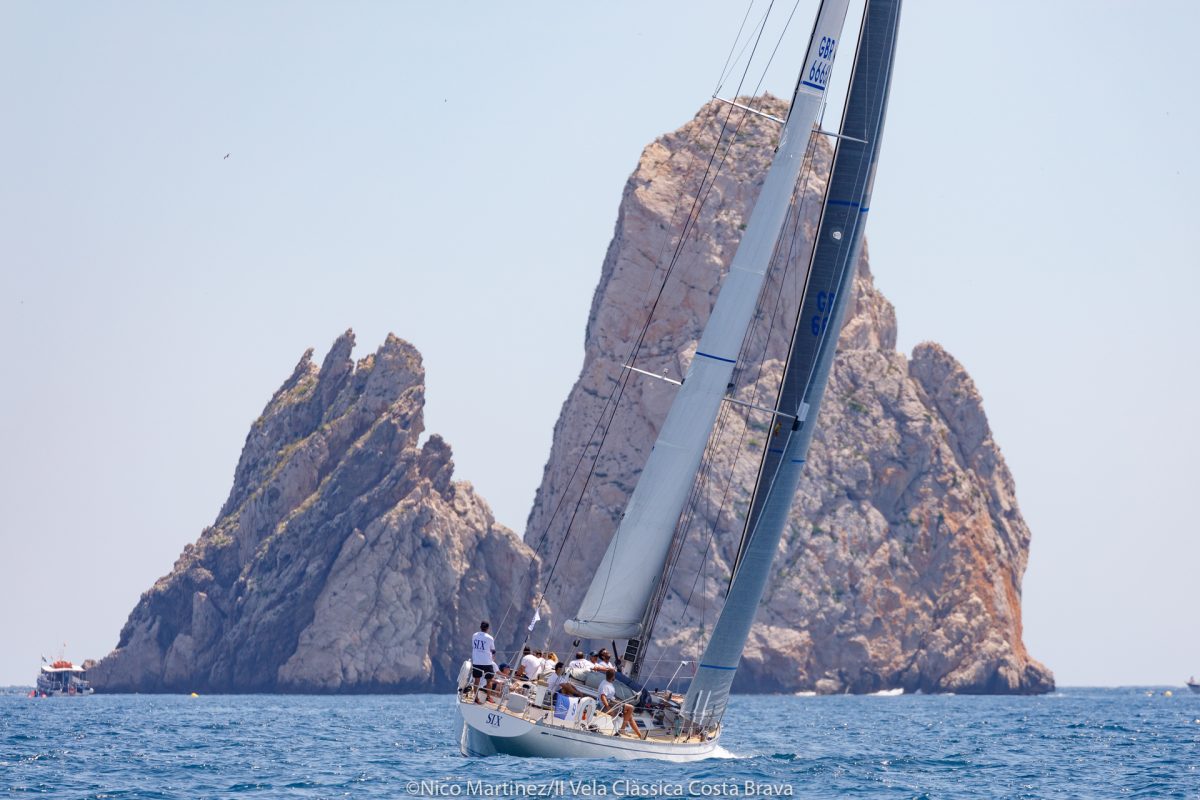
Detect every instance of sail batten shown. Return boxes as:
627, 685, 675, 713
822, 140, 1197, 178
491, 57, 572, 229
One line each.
683, 0, 903, 726
564, 0, 853, 641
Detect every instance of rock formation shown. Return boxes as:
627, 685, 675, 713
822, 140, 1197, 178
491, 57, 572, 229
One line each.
91, 331, 538, 692
524, 96, 1053, 694
94, 95, 1051, 695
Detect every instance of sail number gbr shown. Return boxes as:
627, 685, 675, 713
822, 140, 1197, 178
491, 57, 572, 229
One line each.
805, 37, 837, 90
811, 290, 836, 336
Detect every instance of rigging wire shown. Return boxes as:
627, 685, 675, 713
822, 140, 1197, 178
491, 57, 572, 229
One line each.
713, 1, 757, 97
517, 0, 828, 673
714, 2, 771, 96
525, 100, 748, 581
521, 93, 731, 582
642, 135, 822, 671
513, 0, 886, 706
656, 153, 817, 667
642, 0, 824, 662
724, 5, 880, 600
526, 0, 784, 624
757, 0, 808, 98
583, 0, 787, 623
723, 147, 826, 584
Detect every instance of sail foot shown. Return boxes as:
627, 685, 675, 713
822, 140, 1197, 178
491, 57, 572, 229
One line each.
564, 361, 734, 645
562, 618, 640, 640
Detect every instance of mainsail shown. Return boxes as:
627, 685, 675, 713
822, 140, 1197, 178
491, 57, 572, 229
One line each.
683, 0, 903, 728
564, 0, 853, 640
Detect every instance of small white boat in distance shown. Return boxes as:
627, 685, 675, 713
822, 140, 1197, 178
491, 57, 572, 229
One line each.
869, 688, 904, 696
1186, 677, 1200, 694
35, 661, 94, 696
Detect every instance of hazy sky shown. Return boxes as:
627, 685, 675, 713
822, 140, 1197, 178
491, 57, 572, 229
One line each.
1, 1, 1197, 688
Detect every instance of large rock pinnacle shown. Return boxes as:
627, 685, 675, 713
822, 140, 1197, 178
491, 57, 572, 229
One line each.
523, 96, 1052, 694
90, 331, 538, 692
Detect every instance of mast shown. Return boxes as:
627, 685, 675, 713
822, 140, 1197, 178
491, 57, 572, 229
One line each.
683, 0, 903, 729
564, 0, 852, 642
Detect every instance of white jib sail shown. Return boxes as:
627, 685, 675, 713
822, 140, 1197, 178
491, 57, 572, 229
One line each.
565, 0, 851, 640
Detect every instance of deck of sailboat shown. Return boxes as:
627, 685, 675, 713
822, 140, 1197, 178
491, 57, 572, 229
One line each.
458, 682, 712, 746
460, 697, 685, 743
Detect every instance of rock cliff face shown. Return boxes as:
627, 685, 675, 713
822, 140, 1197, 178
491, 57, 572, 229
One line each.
91, 331, 538, 692
524, 97, 1053, 694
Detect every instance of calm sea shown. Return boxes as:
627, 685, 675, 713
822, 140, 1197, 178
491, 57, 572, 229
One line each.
1, 689, 1196, 798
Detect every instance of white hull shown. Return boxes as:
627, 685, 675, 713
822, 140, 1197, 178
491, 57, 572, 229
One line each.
34, 688, 94, 697
37, 663, 94, 696
456, 701, 719, 762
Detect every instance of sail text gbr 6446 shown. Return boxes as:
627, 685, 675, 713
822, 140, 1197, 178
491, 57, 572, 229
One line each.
457, 0, 903, 760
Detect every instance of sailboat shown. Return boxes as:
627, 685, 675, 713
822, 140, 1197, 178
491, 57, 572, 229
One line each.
457, 0, 902, 760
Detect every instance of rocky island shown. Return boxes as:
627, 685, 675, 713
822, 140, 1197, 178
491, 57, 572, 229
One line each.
91, 332, 539, 692
91, 97, 1052, 694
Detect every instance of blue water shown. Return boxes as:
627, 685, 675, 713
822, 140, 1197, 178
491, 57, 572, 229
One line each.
1, 689, 1196, 798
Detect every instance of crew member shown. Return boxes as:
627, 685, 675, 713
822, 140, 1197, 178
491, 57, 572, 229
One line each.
470, 621, 496, 702
517, 646, 542, 682
598, 668, 642, 738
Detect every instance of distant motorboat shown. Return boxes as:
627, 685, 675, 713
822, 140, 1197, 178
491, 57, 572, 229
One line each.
1186, 678, 1200, 694
34, 661, 94, 697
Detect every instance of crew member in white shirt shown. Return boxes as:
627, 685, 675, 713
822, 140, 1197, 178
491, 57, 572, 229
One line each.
598, 668, 642, 738
591, 648, 616, 673
518, 647, 542, 682
597, 672, 616, 706
567, 651, 592, 672
470, 621, 496, 703
545, 662, 582, 701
